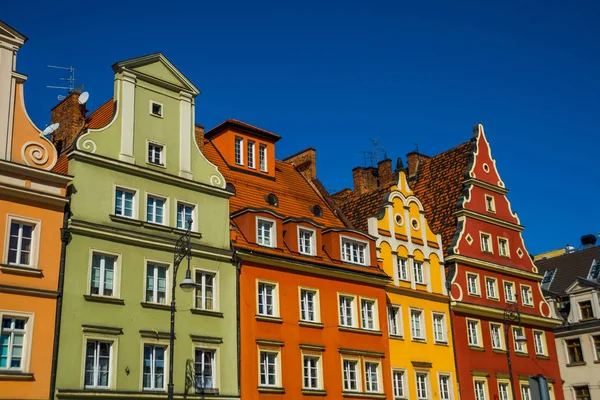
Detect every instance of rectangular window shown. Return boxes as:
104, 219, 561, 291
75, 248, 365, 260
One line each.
195, 271, 215, 311
490, 323, 504, 350
0, 317, 27, 370
303, 355, 320, 389
392, 369, 405, 399
504, 282, 515, 302
148, 143, 164, 165
413, 261, 425, 284
521, 286, 533, 306
467, 320, 481, 347
485, 278, 498, 299
474, 380, 487, 400
234, 137, 243, 165
339, 295, 355, 327
365, 362, 379, 392
481, 233, 492, 253
498, 382, 511, 400
533, 331, 546, 355
341, 238, 367, 265
499, 238, 509, 257
84, 340, 112, 388
410, 309, 424, 340
588, 260, 600, 280
521, 384, 531, 400
259, 351, 278, 387
146, 263, 168, 304
143, 345, 165, 390
300, 289, 317, 322
194, 348, 215, 389
579, 301, 594, 320
388, 305, 402, 337
513, 327, 526, 353
298, 229, 314, 255
342, 359, 358, 391
467, 273, 480, 296
433, 313, 446, 343
259, 144, 267, 172
90, 253, 116, 297
176, 203, 194, 230
397, 257, 409, 281
439, 375, 451, 400
146, 195, 165, 224
361, 299, 376, 330
247, 140, 255, 168
7, 222, 34, 266
257, 219, 274, 247
150, 101, 162, 117
593, 335, 600, 361
257, 282, 276, 317
566, 338, 584, 363
115, 188, 135, 218
574, 386, 591, 400
541, 269, 556, 288
485, 195, 495, 212
416, 373, 429, 400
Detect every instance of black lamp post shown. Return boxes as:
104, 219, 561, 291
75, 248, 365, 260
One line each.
168, 219, 196, 400
503, 293, 527, 400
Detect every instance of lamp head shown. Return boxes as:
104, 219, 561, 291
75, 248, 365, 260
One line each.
180, 269, 196, 293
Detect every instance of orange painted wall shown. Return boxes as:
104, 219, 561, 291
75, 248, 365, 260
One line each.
240, 260, 392, 399
210, 128, 276, 178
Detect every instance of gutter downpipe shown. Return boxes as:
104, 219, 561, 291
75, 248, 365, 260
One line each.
233, 247, 242, 397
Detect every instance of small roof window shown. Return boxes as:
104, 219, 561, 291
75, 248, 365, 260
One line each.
265, 193, 278, 207
311, 205, 322, 217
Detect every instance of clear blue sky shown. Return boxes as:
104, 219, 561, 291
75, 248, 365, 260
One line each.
5, 0, 599, 254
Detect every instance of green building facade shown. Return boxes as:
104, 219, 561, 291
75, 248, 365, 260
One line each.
53, 54, 238, 399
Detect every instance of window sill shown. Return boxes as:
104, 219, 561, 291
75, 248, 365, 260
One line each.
468, 345, 485, 352
83, 295, 125, 305
342, 391, 386, 399
256, 315, 283, 324
487, 297, 500, 302
299, 320, 324, 329
302, 389, 327, 396
0, 263, 42, 277
492, 349, 507, 354
172, 227, 202, 239
514, 352, 529, 357
190, 309, 224, 318
536, 354, 550, 360
0, 371, 34, 381
146, 162, 166, 169
468, 293, 482, 298
195, 388, 219, 395
109, 214, 142, 226
258, 386, 285, 394
411, 337, 427, 343
141, 302, 171, 311
389, 334, 404, 340
522, 304, 534, 308
434, 341, 449, 346
566, 362, 586, 367
143, 221, 173, 233
338, 326, 382, 336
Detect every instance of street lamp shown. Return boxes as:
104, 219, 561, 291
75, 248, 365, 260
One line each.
504, 293, 527, 400
168, 218, 195, 400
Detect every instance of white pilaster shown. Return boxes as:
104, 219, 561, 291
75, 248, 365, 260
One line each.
179, 91, 193, 179
119, 71, 136, 164
0, 45, 15, 160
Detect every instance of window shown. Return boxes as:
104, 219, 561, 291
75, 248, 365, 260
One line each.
84, 340, 112, 388
150, 101, 163, 117
247, 140, 255, 168
504, 281, 515, 302
361, 299, 376, 330
533, 331, 546, 355
410, 309, 425, 340
195, 348, 215, 389
257, 218, 275, 247
176, 203, 194, 230
259, 144, 267, 172
234, 137, 243, 165
485, 278, 498, 299
521, 384, 531, 400
541, 269, 556, 288
7, 221, 34, 266
481, 233, 492, 253
257, 282, 277, 317
147, 142, 164, 165
341, 238, 367, 265
474, 380, 487, 400
342, 359, 358, 391
433, 313, 447, 343
498, 382, 511, 400
300, 289, 318, 322
115, 188, 135, 218
392, 369, 405, 399
388, 305, 402, 337
298, 228, 314, 255
467, 320, 481, 347
413, 261, 425, 284
90, 253, 116, 297
339, 295, 355, 327
485, 195, 495, 212
146, 196, 165, 224
467, 273, 480, 296
143, 345, 166, 390
303, 355, 320, 389
416, 372, 429, 400
490, 323, 504, 350
195, 271, 215, 311
593, 335, 600, 361
146, 263, 168, 304
521, 286, 533, 306
439, 375, 451, 400
365, 362, 380, 392
259, 351, 278, 387
499, 238, 509, 257
0, 317, 27, 370
397, 257, 409, 281
566, 338, 584, 364
579, 301, 594, 320
574, 386, 591, 400
588, 260, 600, 280
513, 327, 526, 353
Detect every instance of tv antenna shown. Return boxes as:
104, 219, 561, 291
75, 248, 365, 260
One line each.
47, 65, 75, 98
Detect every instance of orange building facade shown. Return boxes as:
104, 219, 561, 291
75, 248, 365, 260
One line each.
204, 119, 393, 399
0, 22, 71, 399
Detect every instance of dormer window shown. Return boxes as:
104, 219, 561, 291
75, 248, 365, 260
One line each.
150, 101, 163, 117
485, 195, 495, 213
265, 194, 278, 207
579, 301, 594, 320
247, 140, 256, 168
311, 205, 322, 218
257, 218, 275, 247
298, 228, 315, 256
588, 259, 600, 280
259, 144, 267, 172
341, 237, 367, 265
542, 268, 556, 289
148, 142, 164, 166
235, 137, 244, 165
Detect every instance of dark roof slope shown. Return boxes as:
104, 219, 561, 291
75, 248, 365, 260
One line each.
335, 183, 395, 233
535, 246, 600, 295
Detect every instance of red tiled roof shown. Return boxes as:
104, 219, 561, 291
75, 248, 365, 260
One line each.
334, 183, 395, 232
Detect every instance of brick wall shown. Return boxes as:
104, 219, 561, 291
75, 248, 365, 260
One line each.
283, 148, 317, 180
50, 92, 86, 154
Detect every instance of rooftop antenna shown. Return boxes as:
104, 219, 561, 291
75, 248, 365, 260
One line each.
47, 65, 75, 95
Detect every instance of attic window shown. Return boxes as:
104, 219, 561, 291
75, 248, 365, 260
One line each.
588, 260, 600, 280
265, 193, 278, 207
541, 268, 556, 289
311, 205, 322, 218
226, 183, 236, 195
150, 101, 163, 117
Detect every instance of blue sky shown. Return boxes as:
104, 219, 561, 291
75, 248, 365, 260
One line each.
5, 0, 599, 254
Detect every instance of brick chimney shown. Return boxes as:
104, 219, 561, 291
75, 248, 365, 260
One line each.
406, 151, 430, 179
283, 148, 317, 180
50, 92, 86, 154
195, 124, 205, 151
353, 166, 378, 194
377, 158, 394, 186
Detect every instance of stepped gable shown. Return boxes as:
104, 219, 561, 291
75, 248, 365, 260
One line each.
536, 246, 600, 295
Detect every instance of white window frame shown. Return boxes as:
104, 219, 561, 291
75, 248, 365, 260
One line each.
338, 294, 357, 328
194, 346, 217, 390
195, 268, 218, 311
485, 277, 498, 300
438, 373, 453, 400
521, 285, 533, 307
175, 200, 197, 231
341, 357, 361, 392
141, 343, 167, 391
504, 281, 516, 303
360, 297, 378, 331
144, 260, 170, 304
364, 359, 382, 393
432, 312, 447, 343
498, 237, 510, 257
392, 368, 406, 399
415, 371, 430, 400
298, 227, 316, 256
234, 137, 244, 165
497, 380, 512, 400
146, 140, 165, 167
146, 193, 168, 225
388, 305, 403, 337
397, 256, 409, 281
410, 308, 425, 341
83, 338, 114, 389
480, 232, 493, 253
302, 352, 323, 390
256, 280, 279, 318
340, 236, 369, 266
149, 100, 163, 117
259, 143, 267, 172
474, 379, 488, 400
413, 260, 425, 284
247, 140, 256, 169
258, 348, 280, 387
88, 250, 120, 298
521, 382, 532, 400
299, 287, 320, 323
490, 322, 504, 350
513, 326, 527, 353
0, 311, 33, 372
467, 273, 481, 296
4, 215, 40, 268
467, 318, 482, 347
533, 330, 546, 356
256, 217, 276, 248
113, 186, 138, 219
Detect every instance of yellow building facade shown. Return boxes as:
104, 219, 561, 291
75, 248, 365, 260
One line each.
367, 171, 459, 400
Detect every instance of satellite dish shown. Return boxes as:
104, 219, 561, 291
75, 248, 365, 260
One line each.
78, 91, 89, 105
42, 123, 60, 138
